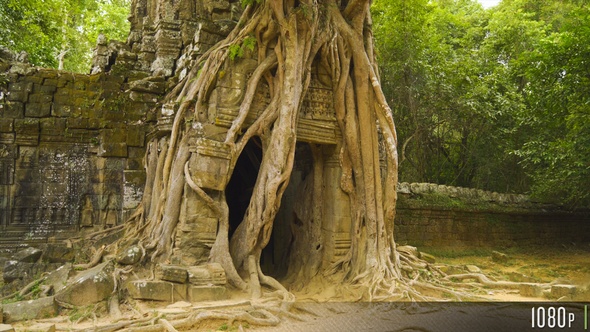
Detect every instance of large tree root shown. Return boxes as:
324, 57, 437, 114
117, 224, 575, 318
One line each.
443, 273, 554, 290
74, 245, 106, 270
10, 1, 571, 331
319, 247, 559, 303
71, 306, 283, 332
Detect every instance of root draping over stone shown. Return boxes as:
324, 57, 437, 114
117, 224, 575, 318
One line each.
1, 1, 560, 330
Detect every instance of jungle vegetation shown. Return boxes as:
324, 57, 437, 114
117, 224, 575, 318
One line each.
2, 0, 588, 208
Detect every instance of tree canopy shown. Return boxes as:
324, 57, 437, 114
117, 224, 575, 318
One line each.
0, 0, 129, 72
373, 0, 590, 208
2, 0, 587, 207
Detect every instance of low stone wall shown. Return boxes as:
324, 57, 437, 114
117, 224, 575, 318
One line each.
394, 182, 590, 248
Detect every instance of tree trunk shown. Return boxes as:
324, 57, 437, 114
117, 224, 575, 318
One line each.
122, 0, 406, 299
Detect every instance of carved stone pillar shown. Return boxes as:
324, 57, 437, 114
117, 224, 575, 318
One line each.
321, 146, 351, 268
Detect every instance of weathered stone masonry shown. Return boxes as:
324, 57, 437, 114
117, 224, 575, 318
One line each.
0, 0, 241, 253
1, 0, 588, 258
395, 183, 590, 248
0, 58, 162, 250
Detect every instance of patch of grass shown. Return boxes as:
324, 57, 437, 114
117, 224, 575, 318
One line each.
1, 293, 23, 304
418, 192, 469, 209
545, 269, 561, 278
68, 305, 93, 322
421, 247, 491, 259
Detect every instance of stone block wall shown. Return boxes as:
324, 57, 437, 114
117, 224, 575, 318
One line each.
394, 183, 590, 248
0, 0, 238, 254
0, 60, 163, 251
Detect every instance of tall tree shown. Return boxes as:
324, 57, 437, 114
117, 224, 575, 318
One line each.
0, 0, 129, 72
505, 1, 590, 207
373, 0, 589, 204
117, 0, 440, 301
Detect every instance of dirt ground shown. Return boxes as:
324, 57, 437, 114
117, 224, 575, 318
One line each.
5, 244, 590, 331
421, 244, 590, 301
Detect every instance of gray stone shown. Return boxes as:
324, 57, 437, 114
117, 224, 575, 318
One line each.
0, 46, 17, 61
427, 183, 438, 192
519, 283, 543, 298
491, 251, 508, 263
550, 284, 577, 299
0, 324, 15, 332
128, 79, 166, 94
12, 247, 42, 263
127, 280, 187, 302
410, 183, 426, 194
3, 261, 63, 284
44, 263, 73, 294
419, 252, 436, 264
3, 261, 31, 283
40, 244, 74, 263
397, 182, 411, 195
188, 285, 227, 302
116, 245, 142, 265
2, 297, 57, 323
187, 263, 226, 286
55, 261, 114, 307
93, 229, 124, 249
158, 264, 188, 283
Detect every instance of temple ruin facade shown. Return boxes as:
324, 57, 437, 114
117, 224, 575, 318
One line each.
0, 0, 588, 272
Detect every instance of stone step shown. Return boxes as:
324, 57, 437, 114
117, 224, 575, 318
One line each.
127, 280, 227, 302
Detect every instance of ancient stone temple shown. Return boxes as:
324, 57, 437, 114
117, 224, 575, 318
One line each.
0, 0, 355, 274
0, 0, 241, 250
1, 0, 588, 266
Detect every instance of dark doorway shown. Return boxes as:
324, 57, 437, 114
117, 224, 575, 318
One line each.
226, 139, 313, 278
225, 137, 262, 240
260, 143, 313, 277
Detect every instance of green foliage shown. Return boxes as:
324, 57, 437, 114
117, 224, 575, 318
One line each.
240, 0, 262, 8
215, 322, 246, 332
242, 36, 257, 52
229, 36, 257, 61
509, 3, 590, 207
228, 44, 243, 61
373, 0, 590, 208
0, 0, 130, 72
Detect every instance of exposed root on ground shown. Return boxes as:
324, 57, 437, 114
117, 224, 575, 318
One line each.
74, 245, 106, 270
2, 1, 572, 331
70, 303, 288, 332
0, 273, 49, 301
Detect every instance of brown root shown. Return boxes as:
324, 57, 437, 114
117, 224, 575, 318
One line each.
48, 3, 564, 332
74, 245, 106, 270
